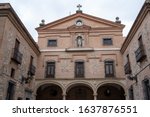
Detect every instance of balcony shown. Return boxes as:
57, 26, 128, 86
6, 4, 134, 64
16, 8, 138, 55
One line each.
11, 48, 23, 64
135, 46, 146, 62
124, 62, 132, 74
28, 64, 36, 76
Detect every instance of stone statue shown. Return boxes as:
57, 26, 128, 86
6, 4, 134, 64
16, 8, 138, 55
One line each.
77, 36, 83, 47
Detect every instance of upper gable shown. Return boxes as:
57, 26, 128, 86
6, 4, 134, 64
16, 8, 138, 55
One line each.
36, 12, 125, 31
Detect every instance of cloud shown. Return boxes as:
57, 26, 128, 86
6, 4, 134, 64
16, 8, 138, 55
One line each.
0, 0, 145, 41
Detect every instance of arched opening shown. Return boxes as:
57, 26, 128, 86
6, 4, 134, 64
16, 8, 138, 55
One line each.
66, 85, 93, 100
36, 84, 63, 100
97, 83, 125, 100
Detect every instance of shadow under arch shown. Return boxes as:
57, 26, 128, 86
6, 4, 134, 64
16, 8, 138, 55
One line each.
66, 82, 94, 100
97, 83, 125, 100
36, 82, 64, 100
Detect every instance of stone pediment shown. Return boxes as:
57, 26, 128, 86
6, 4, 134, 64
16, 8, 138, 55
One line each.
36, 12, 125, 31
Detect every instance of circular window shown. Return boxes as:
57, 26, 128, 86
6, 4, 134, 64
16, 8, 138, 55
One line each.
76, 20, 83, 26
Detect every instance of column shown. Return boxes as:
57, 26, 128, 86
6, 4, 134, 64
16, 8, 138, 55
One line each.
93, 93, 97, 100
62, 92, 66, 100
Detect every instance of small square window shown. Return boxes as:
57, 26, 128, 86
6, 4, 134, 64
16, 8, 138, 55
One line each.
48, 40, 57, 47
103, 38, 113, 45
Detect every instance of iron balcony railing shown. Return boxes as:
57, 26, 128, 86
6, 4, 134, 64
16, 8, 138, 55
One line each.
28, 64, 36, 76
124, 62, 132, 74
135, 46, 146, 62
11, 48, 23, 64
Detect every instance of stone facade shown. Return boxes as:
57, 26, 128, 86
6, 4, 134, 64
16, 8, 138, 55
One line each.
0, 3, 40, 100
121, 1, 150, 100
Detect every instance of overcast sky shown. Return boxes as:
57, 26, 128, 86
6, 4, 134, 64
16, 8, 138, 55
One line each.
1, 0, 145, 42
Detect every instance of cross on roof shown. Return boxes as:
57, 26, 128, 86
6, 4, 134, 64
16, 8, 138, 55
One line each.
77, 4, 82, 11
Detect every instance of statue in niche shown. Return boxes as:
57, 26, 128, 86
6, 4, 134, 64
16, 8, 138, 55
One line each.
77, 36, 83, 47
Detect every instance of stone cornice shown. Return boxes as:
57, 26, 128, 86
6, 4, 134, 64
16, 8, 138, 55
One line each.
40, 48, 120, 52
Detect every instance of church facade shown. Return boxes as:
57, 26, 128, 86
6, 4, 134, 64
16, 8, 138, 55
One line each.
35, 9, 126, 100
0, 1, 150, 100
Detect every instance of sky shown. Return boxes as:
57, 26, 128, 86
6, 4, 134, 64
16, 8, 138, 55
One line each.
1, 0, 145, 42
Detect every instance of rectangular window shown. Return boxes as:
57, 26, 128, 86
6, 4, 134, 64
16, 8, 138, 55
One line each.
48, 40, 57, 47
6, 82, 15, 100
105, 61, 114, 77
46, 62, 55, 78
103, 38, 113, 45
143, 79, 150, 100
12, 39, 22, 64
29, 56, 33, 66
135, 36, 146, 62
75, 62, 84, 78
124, 54, 132, 74
10, 68, 15, 78
28, 56, 36, 76
138, 36, 143, 47
128, 86, 134, 100
14, 39, 20, 50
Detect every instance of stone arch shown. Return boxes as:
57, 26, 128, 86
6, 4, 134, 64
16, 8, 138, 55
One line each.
96, 81, 126, 92
35, 81, 64, 93
97, 82, 126, 100
66, 81, 94, 100
35, 81, 64, 100
66, 81, 94, 92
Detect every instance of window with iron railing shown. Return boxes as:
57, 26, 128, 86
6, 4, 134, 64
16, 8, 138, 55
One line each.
46, 62, 55, 78
11, 39, 22, 64
75, 62, 84, 78
135, 36, 146, 62
28, 56, 36, 76
11, 48, 23, 64
105, 61, 115, 77
124, 54, 132, 74
135, 46, 146, 62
